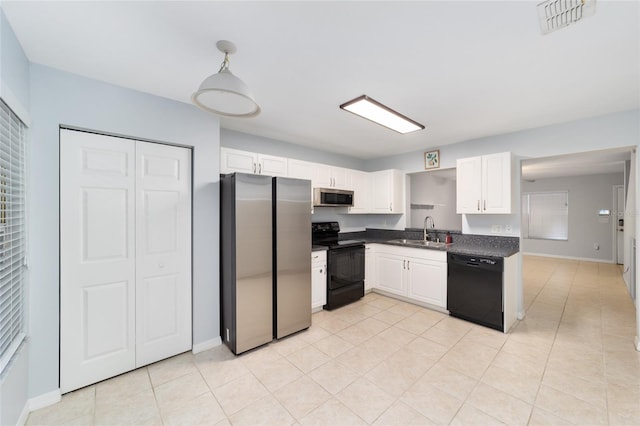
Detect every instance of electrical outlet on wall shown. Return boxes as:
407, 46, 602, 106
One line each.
491, 225, 502, 233
594, 243, 600, 250
505, 225, 512, 233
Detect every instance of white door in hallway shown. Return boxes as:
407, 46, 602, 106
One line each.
135, 142, 191, 366
60, 130, 192, 393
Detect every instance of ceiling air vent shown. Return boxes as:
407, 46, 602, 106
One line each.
537, 0, 596, 35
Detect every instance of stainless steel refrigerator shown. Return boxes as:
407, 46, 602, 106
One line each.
273, 177, 312, 339
221, 173, 311, 355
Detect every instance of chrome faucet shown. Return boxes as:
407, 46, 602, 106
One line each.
423, 216, 435, 241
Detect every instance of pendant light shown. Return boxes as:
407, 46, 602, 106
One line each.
191, 40, 260, 117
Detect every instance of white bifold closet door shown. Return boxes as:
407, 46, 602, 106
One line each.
60, 129, 191, 393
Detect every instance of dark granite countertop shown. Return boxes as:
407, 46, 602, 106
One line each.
359, 238, 518, 257
341, 228, 520, 258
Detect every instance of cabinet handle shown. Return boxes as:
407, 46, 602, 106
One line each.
407, 260, 410, 270
484, 200, 486, 211
253, 163, 257, 173
477, 200, 480, 211
258, 163, 262, 174
320, 269, 323, 273
389, 203, 392, 211
403, 259, 406, 269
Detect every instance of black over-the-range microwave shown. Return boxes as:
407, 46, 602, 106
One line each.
313, 187, 354, 207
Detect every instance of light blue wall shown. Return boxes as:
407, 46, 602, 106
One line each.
366, 110, 640, 172
221, 128, 366, 170
0, 9, 30, 112
28, 64, 220, 398
522, 173, 624, 262
0, 9, 30, 425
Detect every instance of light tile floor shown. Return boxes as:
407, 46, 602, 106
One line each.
27, 256, 639, 425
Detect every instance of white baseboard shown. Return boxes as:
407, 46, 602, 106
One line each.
192, 337, 222, 354
522, 252, 616, 264
28, 389, 61, 412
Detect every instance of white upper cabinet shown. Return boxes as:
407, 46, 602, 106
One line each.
372, 169, 405, 214
221, 147, 288, 177
313, 164, 349, 190
288, 159, 315, 181
456, 152, 513, 214
220, 149, 409, 214
482, 153, 513, 213
348, 169, 372, 214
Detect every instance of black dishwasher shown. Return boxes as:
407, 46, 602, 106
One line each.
447, 253, 504, 331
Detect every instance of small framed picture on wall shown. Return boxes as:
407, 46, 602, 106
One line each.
424, 150, 440, 170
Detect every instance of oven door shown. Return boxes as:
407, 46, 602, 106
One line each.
328, 245, 364, 290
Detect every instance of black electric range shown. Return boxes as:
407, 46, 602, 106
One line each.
312, 222, 365, 310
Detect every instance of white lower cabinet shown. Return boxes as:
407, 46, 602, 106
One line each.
364, 244, 377, 291
312, 251, 327, 311
375, 252, 406, 296
406, 256, 447, 308
374, 245, 447, 309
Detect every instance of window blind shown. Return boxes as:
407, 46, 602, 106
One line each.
0, 99, 26, 373
522, 191, 569, 241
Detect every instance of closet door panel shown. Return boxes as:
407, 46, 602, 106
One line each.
60, 129, 136, 393
135, 142, 192, 367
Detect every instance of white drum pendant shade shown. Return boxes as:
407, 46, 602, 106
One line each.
191, 40, 260, 118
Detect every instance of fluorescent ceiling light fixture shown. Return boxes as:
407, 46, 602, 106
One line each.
192, 40, 260, 118
339, 95, 424, 134
537, 0, 596, 35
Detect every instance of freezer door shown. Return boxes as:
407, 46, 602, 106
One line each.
275, 177, 312, 339
235, 174, 274, 353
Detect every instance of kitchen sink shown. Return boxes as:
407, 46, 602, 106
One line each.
388, 239, 450, 249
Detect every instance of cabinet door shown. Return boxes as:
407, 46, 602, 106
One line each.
406, 257, 447, 308
258, 154, 288, 177
364, 245, 376, 290
371, 170, 404, 214
456, 156, 482, 214
348, 170, 371, 213
220, 147, 258, 174
311, 255, 327, 311
372, 170, 392, 213
482, 152, 512, 214
389, 170, 405, 213
288, 159, 314, 181
332, 167, 349, 190
313, 163, 333, 188
375, 252, 405, 296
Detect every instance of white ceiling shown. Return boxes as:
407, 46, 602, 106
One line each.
2, 1, 639, 160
